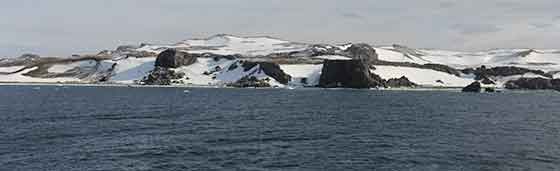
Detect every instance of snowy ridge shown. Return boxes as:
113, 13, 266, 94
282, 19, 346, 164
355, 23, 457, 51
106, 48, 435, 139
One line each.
130, 34, 308, 57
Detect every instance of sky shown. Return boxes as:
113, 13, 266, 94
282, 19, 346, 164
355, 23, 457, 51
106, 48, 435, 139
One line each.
1, 0, 560, 57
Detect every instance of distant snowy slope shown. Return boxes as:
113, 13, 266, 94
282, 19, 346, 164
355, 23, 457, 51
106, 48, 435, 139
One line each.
375, 46, 560, 72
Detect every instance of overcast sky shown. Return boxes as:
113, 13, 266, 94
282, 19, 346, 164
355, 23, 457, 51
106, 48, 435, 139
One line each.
1, 0, 560, 57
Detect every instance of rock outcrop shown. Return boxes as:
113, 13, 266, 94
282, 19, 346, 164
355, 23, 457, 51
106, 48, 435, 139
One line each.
155, 49, 197, 68
319, 59, 385, 88
371, 60, 462, 76
422, 63, 462, 77
462, 65, 552, 80
504, 78, 560, 91
484, 87, 496, 93
227, 76, 271, 88
479, 75, 496, 85
385, 76, 417, 88
140, 67, 186, 85
195, 53, 240, 61
239, 61, 292, 84
462, 81, 482, 92
342, 43, 378, 63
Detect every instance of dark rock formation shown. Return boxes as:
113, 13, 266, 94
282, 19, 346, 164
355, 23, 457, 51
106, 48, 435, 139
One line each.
127, 51, 159, 58
194, 53, 240, 61
300, 78, 308, 85
422, 64, 462, 77
227, 76, 271, 88
551, 79, 560, 90
385, 76, 417, 88
304, 44, 339, 56
342, 43, 378, 63
140, 67, 186, 85
462, 65, 552, 79
504, 78, 559, 90
484, 87, 496, 93
462, 81, 482, 92
155, 49, 197, 68
203, 66, 223, 75
371, 60, 461, 76
208, 43, 380, 65
319, 59, 385, 88
239, 61, 292, 84
479, 75, 496, 85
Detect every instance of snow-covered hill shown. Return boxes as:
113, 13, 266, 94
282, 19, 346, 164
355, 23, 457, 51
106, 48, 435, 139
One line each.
1, 34, 559, 89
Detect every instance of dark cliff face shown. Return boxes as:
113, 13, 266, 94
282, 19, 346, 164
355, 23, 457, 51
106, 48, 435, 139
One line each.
462, 66, 552, 79
462, 81, 482, 92
317, 44, 382, 89
319, 59, 384, 88
239, 61, 292, 84
371, 60, 461, 77
155, 49, 197, 68
227, 76, 272, 88
505, 78, 560, 91
140, 67, 186, 85
386, 76, 417, 88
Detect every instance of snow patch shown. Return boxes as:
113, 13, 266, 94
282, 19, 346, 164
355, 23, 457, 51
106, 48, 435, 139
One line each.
312, 55, 352, 60
109, 57, 155, 84
372, 65, 473, 87
280, 64, 323, 86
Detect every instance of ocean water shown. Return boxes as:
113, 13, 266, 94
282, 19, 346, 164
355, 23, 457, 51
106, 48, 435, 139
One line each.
1, 85, 560, 170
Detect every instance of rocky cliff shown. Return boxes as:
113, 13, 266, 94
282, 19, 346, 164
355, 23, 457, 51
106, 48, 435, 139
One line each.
155, 49, 197, 68
319, 59, 384, 88
505, 78, 560, 91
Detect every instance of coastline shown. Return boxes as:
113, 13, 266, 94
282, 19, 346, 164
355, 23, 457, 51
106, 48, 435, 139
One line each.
0, 82, 475, 92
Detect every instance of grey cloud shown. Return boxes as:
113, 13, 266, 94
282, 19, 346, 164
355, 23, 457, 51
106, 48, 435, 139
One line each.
438, 1, 456, 8
0, 0, 559, 56
530, 23, 555, 29
340, 12, 366, 20
451, 24, 502, 35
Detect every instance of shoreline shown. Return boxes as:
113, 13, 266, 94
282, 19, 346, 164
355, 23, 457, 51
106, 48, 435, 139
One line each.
0, 82, 483, 92
1, 82, 557, 93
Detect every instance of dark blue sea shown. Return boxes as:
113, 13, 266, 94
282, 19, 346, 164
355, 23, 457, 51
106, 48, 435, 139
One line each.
1, 85, 560, 170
